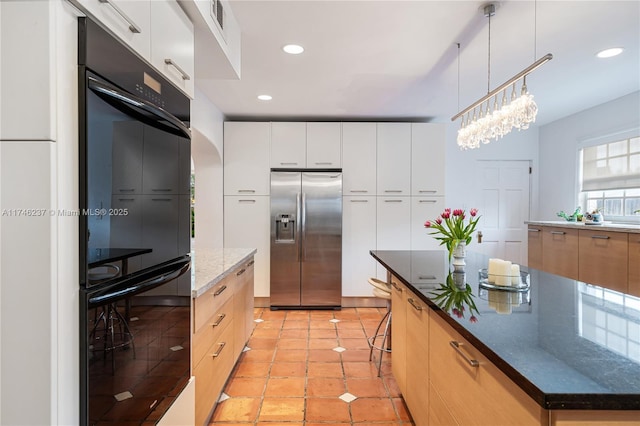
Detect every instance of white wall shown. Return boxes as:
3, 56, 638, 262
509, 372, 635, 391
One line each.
191, 88, 225, 250
538, 91, 640, 221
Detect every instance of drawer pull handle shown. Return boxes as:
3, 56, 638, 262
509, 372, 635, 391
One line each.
408, 298, 422, 311
419, 190, 437, 193
280, 162, 298, 166
391, 281, 402, 292
237, 268, 246, 276
450, 341, 479, 367
350, 199, 368, 203
247, 260, 255, 267
213, 285, 228, 297
238, 189, 255, 193
350, 190, 368, 193
384, 190, 403, 193
550, 231, 566, 235
211, 342, 226, 358
315, 162, 333, 165
528, 228, 541, 232
211, 313, 226, 327
419, 200, 437, 203
98, 0, 141, 33
239, 199, 256, 203
164, 58, 191, 81
119, 189, 135, 192
385, 199, 403, 203
418, 275, 437, 280
591, 235, 610, 240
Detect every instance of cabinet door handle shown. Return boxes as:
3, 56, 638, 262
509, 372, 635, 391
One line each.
247, 260, 255, 267
151, 198, 172, 201
211, 342, 226, 358
384, 190, 403, 193
98, 0, 141, 33
280, 162, 298, 166
211, 313, 226, 327
385, 199, 403, 203
418, 275, 437, 280
118, 198, 135, 202
213, 285, 228, 297
238, 189, 256, 193
350, 199, 368, 203
164, 59, 191, 80
419, 200, 437, 203
350, 190, 368, 193
550, 231, 566, 235
315, 162, 332, 165
239, 199, 256, 203
391, 281, 402, 292
408, 298, 422, 311
152, 189, 172, 192
591, 235, 610, 239
450, 341, 479, 367
419, 190, 437, 193
119, 189, 135, 192
528, 228, 541, 232
237, 268, 246, 276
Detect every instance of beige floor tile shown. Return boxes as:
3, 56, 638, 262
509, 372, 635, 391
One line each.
274, 348, 307, 363
257, 397, 305, 422
305, 397, 351, 422
210, 397, 260, 423
310, 319, 337, 329
232, 361, 271, 378
264, 377, 306, 397
308, 349, 342, 363
309, 328, 338, 339
250, 327, 281, 339
308, 338, 339, 350
280, 328, 309, 339
307, 361, 344, 378
270, 362, 307, 377
246, 337, 278, 350
306, 377, 346, 397
282, 320, 309, 330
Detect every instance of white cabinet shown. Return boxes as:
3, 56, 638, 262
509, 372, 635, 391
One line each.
306, 122, 341, 168
342, 123, 377, 195
411, 197, 445, 250
342, 196, 377, 296
224, 122, 271, 195
150, 0, 194, 98
75, 0, 151, 60
376, 196, 411, 277
377, 123, 411, 196
270, 122, 306, 168
411, 123, 446, 196
223, 196, 270, 297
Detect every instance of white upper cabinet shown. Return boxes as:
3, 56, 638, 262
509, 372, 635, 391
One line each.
377, 123, 412, 196
224, 122, 271, 195
411, 196, 445, 250
411, 123, 446, 196
75, 0, 151, 60
342, 123, 377, 195
270, 122, 306, 168
150, 0, 194, 98
306, 122, 341, 168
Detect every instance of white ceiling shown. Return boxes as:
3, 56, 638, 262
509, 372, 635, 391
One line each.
196, 0, 640, 126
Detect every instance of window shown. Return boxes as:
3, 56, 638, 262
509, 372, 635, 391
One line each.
580, 136, 640, 222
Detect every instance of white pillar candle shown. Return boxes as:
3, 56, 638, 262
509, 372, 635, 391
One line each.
495, 260, 512, 286
487, 258, 500, 283
511, 264, 521, 286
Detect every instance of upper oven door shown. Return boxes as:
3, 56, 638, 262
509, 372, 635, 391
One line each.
80, 71, 191, 288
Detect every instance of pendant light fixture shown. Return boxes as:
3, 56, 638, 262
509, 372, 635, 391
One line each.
452, 3, 552, 150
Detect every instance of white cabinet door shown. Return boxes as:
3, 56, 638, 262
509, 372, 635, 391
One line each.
224, 196, 270, 297
376, 196, 411, 278
342, 123, 376, 196
75, 0, 151, 60
411, 123, 446, 196
224, 122, 271, 195
411, 197, 445, 250
306, 122, 341, 168
342, 196, 377, 297
150, 0, 194, 98
271, 122, 306, 168
377, 123, 411, 196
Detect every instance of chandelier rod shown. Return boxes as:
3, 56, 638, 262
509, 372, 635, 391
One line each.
451, 53, 553, 121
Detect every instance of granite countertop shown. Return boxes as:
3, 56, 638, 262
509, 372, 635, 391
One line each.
371, 250, 640, 410
191, 247, 257, 298
526, 220, 640, 233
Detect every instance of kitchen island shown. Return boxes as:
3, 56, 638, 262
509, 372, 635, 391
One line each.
371, 250, 640, 425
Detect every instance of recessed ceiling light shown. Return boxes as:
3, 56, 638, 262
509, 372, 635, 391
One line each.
596, 47, 624, 58
257, 94, 272, 101
282, 44, 304, 55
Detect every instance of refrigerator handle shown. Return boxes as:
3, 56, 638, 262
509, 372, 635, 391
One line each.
296, 192, 302, 262
301, 192, 307, 262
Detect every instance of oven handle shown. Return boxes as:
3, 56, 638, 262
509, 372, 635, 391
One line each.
88, 76, 191, 139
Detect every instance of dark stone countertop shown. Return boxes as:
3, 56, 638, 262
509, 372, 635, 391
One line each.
370, 250, 640, 410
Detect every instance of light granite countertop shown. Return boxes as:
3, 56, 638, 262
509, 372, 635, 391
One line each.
526, 220, 640, 234
191, 247, 257, 298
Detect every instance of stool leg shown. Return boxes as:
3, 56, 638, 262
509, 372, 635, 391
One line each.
369, 310, 390, 362
377, 311, 392, 377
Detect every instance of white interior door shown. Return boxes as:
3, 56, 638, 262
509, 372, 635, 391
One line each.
474, 160, 531, 265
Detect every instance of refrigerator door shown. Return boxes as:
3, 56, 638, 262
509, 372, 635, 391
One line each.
270, 172, 302, 306
301, 172, 342, 306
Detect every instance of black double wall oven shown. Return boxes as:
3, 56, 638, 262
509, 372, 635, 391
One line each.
78, 17, 192, 425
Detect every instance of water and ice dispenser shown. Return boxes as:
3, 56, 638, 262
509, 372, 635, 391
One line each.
275, 213, 295, 243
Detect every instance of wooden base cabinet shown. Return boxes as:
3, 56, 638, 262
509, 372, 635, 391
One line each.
542, 227, 579, 280
429, 314, 547, 426
192, 257, 255, 425
629, 236, 640, 297
528, 225, 543, 269
578, 229, 628, 293
404, 294, 429, 426
390, 275, 407, 395
429, 382, 458, 426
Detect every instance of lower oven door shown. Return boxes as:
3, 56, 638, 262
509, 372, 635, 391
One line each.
79, 260, 191, 426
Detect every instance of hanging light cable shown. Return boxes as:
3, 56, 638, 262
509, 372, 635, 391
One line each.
453, 3, 552, 150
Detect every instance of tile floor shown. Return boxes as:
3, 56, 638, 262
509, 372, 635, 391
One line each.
209, 307, 415, 425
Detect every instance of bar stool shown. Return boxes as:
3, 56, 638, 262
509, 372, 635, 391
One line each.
368, 277, 392, 377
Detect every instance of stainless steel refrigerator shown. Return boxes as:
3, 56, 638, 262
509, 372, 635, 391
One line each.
270, 171, 342, 309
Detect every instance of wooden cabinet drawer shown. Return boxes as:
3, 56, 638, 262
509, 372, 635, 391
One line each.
390, 275, 407, 394
629, 236, 640, 297
193, 275, 234, 332
194, 321, 234, 425
528, 225, 543, 269
542, 227, 579, 280
404, 292, 429, 425
579, 229, 628, 292
192, 296, 234, 368
429, 314, 546, 426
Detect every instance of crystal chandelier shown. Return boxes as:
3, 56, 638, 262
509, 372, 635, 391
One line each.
452, 3, 552, 150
